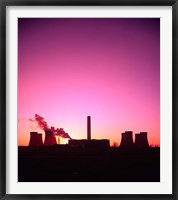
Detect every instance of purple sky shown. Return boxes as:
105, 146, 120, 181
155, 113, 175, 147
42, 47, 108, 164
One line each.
18, 18, 160, 146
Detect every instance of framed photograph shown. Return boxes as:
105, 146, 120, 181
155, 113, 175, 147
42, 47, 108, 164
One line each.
1, 0, 177, 199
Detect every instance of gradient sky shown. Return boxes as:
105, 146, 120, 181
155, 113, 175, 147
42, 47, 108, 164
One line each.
18, 18, 160, 146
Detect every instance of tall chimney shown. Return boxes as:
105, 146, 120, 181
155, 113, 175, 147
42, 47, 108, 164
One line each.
87, 116, 91, 140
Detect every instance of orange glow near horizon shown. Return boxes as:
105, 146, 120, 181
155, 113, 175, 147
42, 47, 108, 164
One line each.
18, 115, 160, 147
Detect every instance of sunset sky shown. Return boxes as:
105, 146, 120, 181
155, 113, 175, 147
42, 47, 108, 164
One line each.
18, 18, 160, 146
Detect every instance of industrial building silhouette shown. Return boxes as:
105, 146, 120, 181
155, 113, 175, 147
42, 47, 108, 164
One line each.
28, 116, 149, 148
120, 131, 134, 148
44, 130, 57, 146
22, 117, 158, 183
29, 132, 43, 146
135, 132, 149, 148
120, 131, 149, 148
68, 116, 110, 148
29, 116, 110, 148
29, 130, 57, 146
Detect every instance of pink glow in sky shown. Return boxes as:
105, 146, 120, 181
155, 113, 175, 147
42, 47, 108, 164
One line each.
18, 18, 160, 146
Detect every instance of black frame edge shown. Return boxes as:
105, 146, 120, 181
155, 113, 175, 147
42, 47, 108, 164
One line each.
173, 1, 178, 200
0, 1, 6, 200
0, 194, 176, 200
0, 0, 177, 6
1, 0, 177, 200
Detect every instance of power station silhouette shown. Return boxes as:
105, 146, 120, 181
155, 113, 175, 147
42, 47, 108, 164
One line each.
120, 131, 149, 148
68, 116, 110, 148
29, 130, 57, 146
29, 116, 149, 148
21, 116, 159, 183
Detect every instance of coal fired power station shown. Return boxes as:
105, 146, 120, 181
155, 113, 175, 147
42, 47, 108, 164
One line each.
28, 115, 150, 149
28, 116, 110, 148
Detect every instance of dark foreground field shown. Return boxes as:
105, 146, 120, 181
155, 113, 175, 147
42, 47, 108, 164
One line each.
18, 146, 160, 182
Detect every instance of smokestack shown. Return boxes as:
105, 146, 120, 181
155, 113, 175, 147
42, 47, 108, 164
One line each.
120, 131, 134, 148
135, 132, 149, 148
29, 132, 43, 146
87, 116, 91, 140
44, 130, 57, 146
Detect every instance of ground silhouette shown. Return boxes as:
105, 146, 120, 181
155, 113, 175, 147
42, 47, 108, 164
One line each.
18, 146, 160, 182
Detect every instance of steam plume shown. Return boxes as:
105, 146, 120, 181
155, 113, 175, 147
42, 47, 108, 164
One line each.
55, 128, 71, 139
29, 114, 71, 139
34, 114, 49, 130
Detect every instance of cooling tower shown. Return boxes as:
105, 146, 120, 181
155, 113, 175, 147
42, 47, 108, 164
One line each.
29, 132, 43, 146
44, 130, 57, 146
120, 131, 134, 148
87, 116, 91, 140
135, 132, 149, 148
